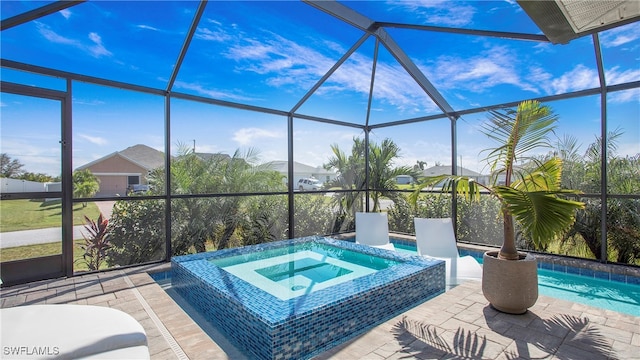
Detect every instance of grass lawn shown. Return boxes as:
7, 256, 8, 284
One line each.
0, 199, 101, 233
1, 239, 97, 272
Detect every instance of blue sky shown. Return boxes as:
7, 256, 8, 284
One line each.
1, 0, 638, 176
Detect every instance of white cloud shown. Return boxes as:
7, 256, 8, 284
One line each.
532, 42, 553, 54
36, 22, 112, 58
425, 45, 531, 93
59, 9, 71, 19
87, 32, 112, 57
385, 0, 476, 26
608, 87, 640, 104
605, 66, 640, 86
196, 27, 233, 42
227, 38, 279, 63
37, 22, 78, 46
369, 60, 437, 113
545, 64, 599, 94
599, 22, 640, 48
173, 81, 258, 102
527, 66, 552, 90
423, 46, 636, 100
195, 19, 234, 42
617, 142, 640, 157
215, 28, 438, 114
78, 134, 108, 146
2, 139, 62, 176
136, 24, 159, 32
232, 128, 283, 146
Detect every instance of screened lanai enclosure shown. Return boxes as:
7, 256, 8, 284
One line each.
1, 1, 639, 286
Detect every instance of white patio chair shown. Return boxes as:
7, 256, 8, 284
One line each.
0, 304, 150, 359
355, 212, 395, 251
414, 217, 482, 285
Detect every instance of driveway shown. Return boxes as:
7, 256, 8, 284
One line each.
95, 200, 116, 218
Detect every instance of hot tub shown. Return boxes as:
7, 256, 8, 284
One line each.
171, 236, 444, 360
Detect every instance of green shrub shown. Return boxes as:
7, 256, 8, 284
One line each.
107, 199, 165, 266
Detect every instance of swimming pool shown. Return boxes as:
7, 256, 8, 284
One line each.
393, 241, 640, 317
172, 236, 444, 360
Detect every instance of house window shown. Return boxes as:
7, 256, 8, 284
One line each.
128, 176, 140, 186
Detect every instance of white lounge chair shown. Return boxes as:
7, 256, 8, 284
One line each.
355, 212, 395, 251
414, 217, 482, 285
0, 304, 150, 359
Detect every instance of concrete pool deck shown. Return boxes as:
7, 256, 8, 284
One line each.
1, 264, 639, 359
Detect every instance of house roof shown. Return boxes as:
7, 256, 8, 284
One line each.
76, 144, 165, 171
194, 152, 231, 162
422, 165, 483, 177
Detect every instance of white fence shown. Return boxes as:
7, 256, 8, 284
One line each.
0, 178, 61, 193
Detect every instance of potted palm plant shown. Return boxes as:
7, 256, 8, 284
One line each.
411, 100, 584, 314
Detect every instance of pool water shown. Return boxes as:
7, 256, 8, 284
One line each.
395, 242, 640, 317
538, 269, 640, 316
209, 243, 399, 300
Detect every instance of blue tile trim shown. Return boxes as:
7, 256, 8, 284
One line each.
594, 271, 610, 281
566, 266, 581, 275
172, 236, 444, 360
628, 276, 640, 285
539, 262, 553, 271
579, 268, 595, 278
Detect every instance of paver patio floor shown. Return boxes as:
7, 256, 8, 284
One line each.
1, 264, 638, 359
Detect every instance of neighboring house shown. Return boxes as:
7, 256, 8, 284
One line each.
194, 152, 231, 162
492, 161, 546, 186
422, 165, 489, 185
76, 144, 164, 196
266, 161, 337, 185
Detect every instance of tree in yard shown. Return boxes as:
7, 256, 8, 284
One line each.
107, 199, 165, 267
368, 138, 420, 212
0, 153, 25, 178
107, 143, 286, 264
73, 169, 100, 207
413, 160, 427, 171
238, 195, 289, 246
324, 137, 419, 231
323, 137, 366, 232
562, 128, 640, 264
293, 194, 337, 237
18, 172, 58, 183
553, 134, 585, 191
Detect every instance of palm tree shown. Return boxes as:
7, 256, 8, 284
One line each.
554, 134, 585, 190
324, 137, 418, 230
73, 169, 100, 207
368, 138, 420, 212
210, 147, 285, 250
324, 137, 367, 230
144, 144, 285, 253
411, 100, 584, 260
563, 129, 640, 264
